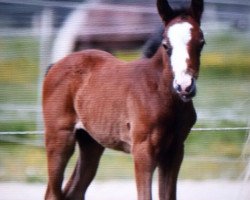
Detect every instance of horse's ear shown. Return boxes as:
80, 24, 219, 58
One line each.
190, 0, 204, 24
157, 0, 174, 23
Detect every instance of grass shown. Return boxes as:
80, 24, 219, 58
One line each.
0, 142, 46, 182
0, 121, 36, 132
0, 36, 39, 105
0, 84, 38, 104
0, 131, 247, 182
0, 36, 39, 84
0, 31, 250, 182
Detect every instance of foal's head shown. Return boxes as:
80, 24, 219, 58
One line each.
157, 0, 205, 102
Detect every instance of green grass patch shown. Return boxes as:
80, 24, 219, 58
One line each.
0, 59, 38, 84
0, 142, 46, 182
186, 130, 247, 158
114, 50, 141, 61
180, 159, 245, 180
0, 83, 37, 103
0, 121, 36, 132
0, 36, 39, 84
0, 36, 39, 105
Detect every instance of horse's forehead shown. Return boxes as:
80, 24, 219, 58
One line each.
167, 22, 193, 45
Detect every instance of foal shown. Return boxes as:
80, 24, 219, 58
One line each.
43, 0, 205, 199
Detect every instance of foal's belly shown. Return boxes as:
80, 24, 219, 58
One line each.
76, 119, 132, 153
90, 130, 132, 153
97, 136, 132, 153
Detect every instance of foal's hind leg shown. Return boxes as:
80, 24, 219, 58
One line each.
63, 129, 104, 200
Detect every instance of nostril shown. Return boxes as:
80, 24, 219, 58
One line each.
185, 78, 195, 93
176, 84, 182, 93
185, 85, 192, 93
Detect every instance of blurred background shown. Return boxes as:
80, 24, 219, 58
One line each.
0, 0, 249, 199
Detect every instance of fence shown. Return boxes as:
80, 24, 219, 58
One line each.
1, 119, 249, 182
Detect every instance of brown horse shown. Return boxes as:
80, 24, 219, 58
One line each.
43, 0, 205, 199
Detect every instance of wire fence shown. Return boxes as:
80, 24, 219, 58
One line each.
0, 127, 249, 182
0, 127, 249, 135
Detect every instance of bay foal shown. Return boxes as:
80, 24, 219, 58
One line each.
43, 0, 205, 199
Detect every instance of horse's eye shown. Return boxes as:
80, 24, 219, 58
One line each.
166, 46, 173, 56
162, 40, 172, 56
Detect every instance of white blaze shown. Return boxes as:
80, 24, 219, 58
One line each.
167, 22, 193, 90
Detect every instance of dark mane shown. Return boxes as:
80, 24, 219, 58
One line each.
142, 26, 164, 58
45, 64, 54, 76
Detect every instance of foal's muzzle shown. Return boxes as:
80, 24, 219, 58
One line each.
173, 78, 196, 102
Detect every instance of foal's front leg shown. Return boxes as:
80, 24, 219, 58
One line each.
45, 128, 76, 200
132, 138, 157, 200
158, 143, 184, 200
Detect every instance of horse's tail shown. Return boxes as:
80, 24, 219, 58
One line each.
141, 26, 164, 58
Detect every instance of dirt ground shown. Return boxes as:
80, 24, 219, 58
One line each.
0, 180, 249, 200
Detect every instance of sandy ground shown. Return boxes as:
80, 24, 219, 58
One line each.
0, 180, 249, 200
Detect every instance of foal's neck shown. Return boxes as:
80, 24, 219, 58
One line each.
146, 46, 178, 103
151, 46, 174, 85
